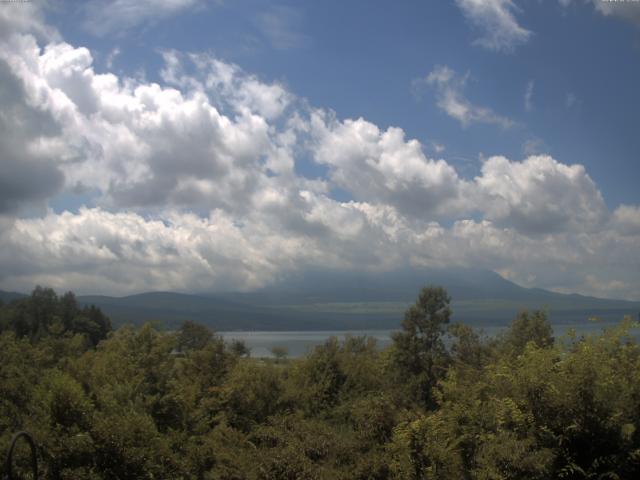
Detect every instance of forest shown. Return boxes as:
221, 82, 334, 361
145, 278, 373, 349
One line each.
1, 286, 639, 479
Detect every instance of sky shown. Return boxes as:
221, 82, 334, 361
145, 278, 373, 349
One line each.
0, 0, 639, 299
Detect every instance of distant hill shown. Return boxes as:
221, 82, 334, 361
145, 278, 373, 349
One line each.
2, 268, 639, 330
0, 290, 27, 304
213, 267, 640, 328
75, 291, 316, 331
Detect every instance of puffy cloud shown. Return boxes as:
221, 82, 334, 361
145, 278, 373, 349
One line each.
1, 206, 638, 300
167, 52, 294, 120
0, 202, 414, 294
0, 35, 297, 214
0, 208, 282, 294
0, 2, 58, 41
310, 115, 468, 219
415, 65, 515, 129
475, 155, 607, 234
455, 0, 532, 52
0, 58, 65, 214
612, 204, 640, 236
0, 5, 638, 300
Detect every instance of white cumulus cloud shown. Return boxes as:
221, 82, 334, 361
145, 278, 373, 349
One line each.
310, 114, 469, 219
0, 4, 638, 300
475, 155, 608, 234
612, 204, 640, 236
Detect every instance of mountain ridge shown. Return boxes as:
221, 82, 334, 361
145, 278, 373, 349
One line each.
1, 268, 638, 330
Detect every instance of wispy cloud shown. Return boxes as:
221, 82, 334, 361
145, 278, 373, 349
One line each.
414, 65, 515, 129
566, 92, 580, 108
524, 80, 534, 112
558, 0, 640, 26
593, 0, 640, 26
561, 0, 640, 27
255, 6, 310, 50
431, 141, 446, 154
105, 47, 120, 69
522, 137, 545, 156
82, 0, 210, 36
456, 0, 532, 52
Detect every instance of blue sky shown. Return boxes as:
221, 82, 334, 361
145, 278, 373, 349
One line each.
51, 0, 640, 208
0, 0, 639, 299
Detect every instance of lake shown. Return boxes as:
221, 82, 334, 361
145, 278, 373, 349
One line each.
220, 321, 639, 358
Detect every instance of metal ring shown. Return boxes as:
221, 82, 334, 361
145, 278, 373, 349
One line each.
5, 431, 37, 480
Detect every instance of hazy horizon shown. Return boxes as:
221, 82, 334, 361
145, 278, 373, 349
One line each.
3, 266, 640, 303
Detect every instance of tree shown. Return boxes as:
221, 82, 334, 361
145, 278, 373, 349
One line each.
391, 286, 451, 407
1, 288, 111, 346
271, 346, 288, 362
229, 339, 251, 358
74, 305, 112, 346
177, 320, 212, 352
58, 291, 78, 334
222, 361, 285, 431
501, 310, 554, 356
291, 337, 347, 414
30, 286, 59, 337
447, 323, 492, 369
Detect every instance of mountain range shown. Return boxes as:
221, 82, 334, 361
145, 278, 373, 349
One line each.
1, 268, 638, 331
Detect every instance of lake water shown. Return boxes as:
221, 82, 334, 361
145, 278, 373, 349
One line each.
220, 322, 639, 358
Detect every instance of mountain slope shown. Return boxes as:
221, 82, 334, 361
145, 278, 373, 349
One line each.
2, 268, 638, 330
0, 290, 27, 304
84, 268, 640, 329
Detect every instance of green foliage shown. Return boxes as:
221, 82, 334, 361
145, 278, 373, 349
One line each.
448, 322, 493, 368
221, 361, 286, 431
388, 412, 465, 479
500, 309, 554, 356
0, 287, 111, 346
177, 319, 212, 352
270, 345, 289, 361
1, 286, 640, 479
391, 286, 451, 407
229, 338, 252, 358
